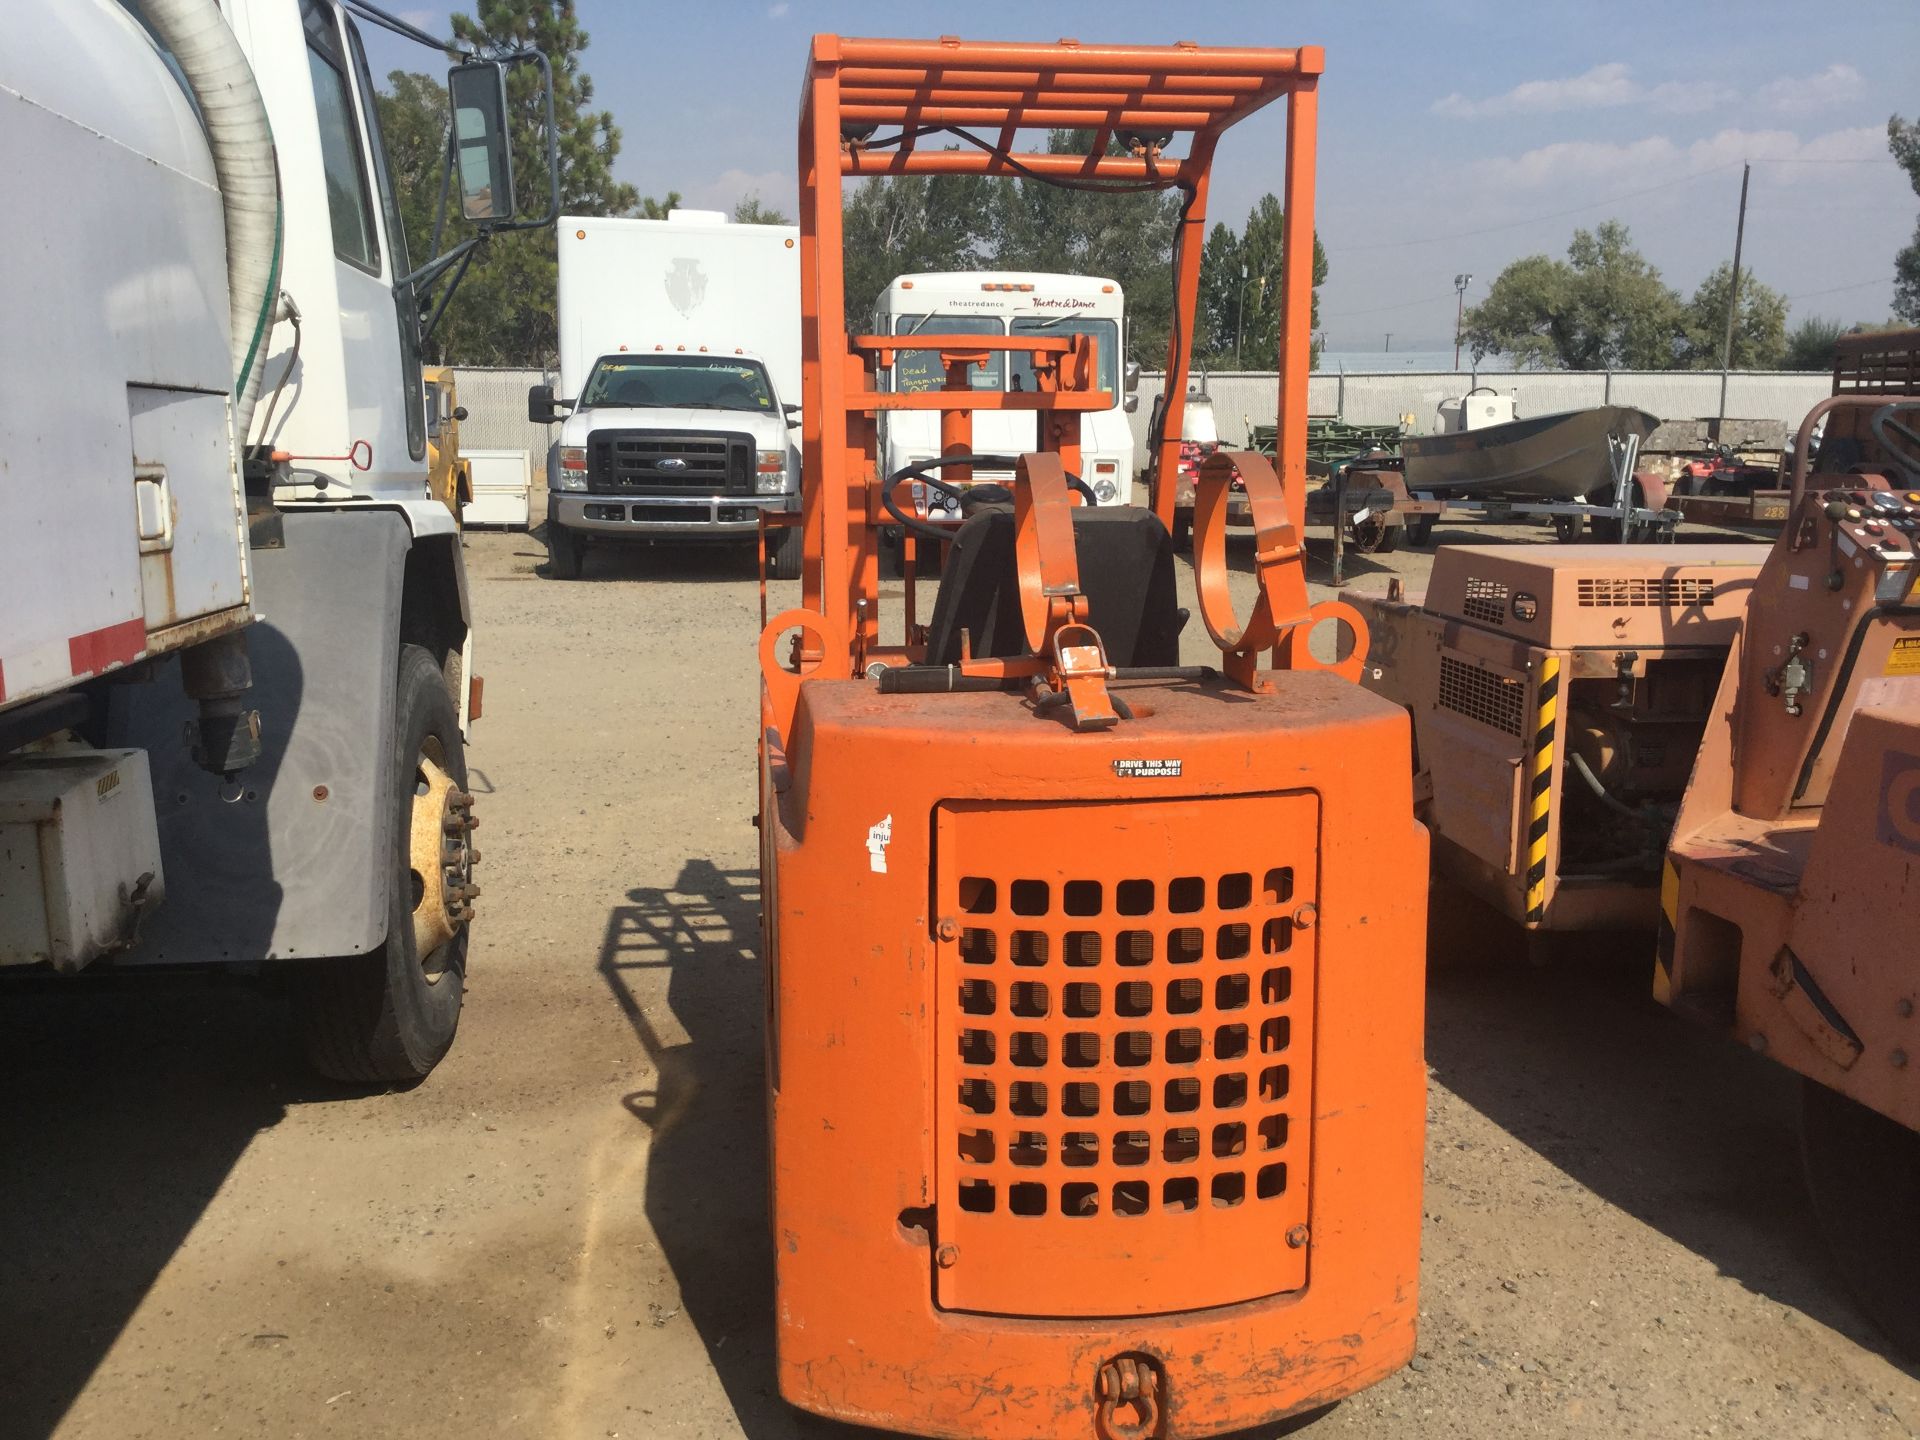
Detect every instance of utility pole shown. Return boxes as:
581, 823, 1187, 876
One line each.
1384, 332, 1393, 353
1716, 162, 1751, 435
1453, 272, 1473, 369
1235, 262, 1249, 369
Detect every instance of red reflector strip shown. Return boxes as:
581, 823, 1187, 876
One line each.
70, 617, 147, 679
469, 675, 484, 723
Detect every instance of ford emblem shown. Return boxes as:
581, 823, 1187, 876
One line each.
655, 457, 689, 471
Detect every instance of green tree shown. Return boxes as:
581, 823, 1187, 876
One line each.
1891, 115, 1920, 323
840, 167, 993, 326
1784, 315, 1846, 370
987, 131, 1184, 363
734, 194, 791, 225
1677, 263, 1788, 369
1193, 210, 1327, 371
1462, 221, 1682, 369
383, 2, 664, 364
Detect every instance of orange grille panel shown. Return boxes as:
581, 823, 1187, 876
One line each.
934, 793, 1317, 1318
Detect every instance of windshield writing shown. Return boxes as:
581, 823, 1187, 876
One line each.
581, 358, 774, 411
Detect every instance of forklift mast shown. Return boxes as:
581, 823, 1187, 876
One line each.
758, 36, 1429, 1439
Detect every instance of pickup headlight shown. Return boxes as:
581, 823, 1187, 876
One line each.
755, 450, 790, 494
1093, 477, 1119, 504
553, 445, 588, 491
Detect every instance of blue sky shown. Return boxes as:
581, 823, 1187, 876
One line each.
372, 0, 1918, 351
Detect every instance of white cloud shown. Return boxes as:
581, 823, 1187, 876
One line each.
686, 167, 795, 217
1432, 63, 1730, 119
1761, 63, 1866, 116
1471, 124, 1885, 190
767, 2, 790, 16
1436, 60, 1869, 124
1434, 62, 1635, 118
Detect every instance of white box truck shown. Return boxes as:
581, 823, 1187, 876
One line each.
531, 212, 805, 578
0, 0, 554, 1083
870, 271, 1140, 513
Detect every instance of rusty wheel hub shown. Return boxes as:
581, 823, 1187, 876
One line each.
408, 737, 477, 975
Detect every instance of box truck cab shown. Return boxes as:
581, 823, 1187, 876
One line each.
873, 272, 1138, 517
532, 212, 804, 578
2, 0, 555, 1083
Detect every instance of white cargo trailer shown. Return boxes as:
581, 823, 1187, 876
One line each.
0, 0, 556, 1083
530, 212, 806, 578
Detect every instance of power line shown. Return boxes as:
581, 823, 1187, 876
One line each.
1322, 289, 1459, 320
1335, 152, 1892, 255
1337, 161, 1741, 252
1785, 275, 1894, 301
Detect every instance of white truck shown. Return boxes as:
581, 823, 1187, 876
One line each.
0, 0, 554, 1082
531, 211, 805, 578
871, 271, 1140, 518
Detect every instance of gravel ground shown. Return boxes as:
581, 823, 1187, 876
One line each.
2, 505, 1916, 1440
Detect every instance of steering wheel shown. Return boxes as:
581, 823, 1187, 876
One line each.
1869, 401, 1920, 482
882, 453, 1097, 544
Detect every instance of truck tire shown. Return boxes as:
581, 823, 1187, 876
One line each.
545, 512, 586, 579
1801, 1078, 1920, 1360
766, 521, 804, 581
295, 644, 471, 1084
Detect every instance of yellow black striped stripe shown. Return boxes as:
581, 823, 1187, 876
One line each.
1523, 656, 1560, 923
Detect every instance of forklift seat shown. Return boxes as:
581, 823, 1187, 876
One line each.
923, 506, 1187, 667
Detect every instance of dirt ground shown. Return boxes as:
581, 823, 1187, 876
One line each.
3, 506, 1917, 1440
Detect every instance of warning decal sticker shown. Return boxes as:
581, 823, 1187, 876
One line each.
1887, 636, 1920, 678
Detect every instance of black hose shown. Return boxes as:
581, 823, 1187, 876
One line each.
875, 663, 1217, 695
881, 453, 1097, 545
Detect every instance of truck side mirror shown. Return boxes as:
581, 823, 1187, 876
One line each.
447, 61, 516, 223
783, 403, 802, 427
528, 383, 568, 424
1124, 394, 1140, 414
1124, 359, 1142, 392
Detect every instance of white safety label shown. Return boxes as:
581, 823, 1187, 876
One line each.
866, 814, 894, 873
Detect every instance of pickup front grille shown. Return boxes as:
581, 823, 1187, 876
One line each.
589, 429, 753, 493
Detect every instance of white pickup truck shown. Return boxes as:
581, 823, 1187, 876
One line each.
532, 212, 804, 578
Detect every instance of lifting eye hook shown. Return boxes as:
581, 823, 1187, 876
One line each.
1095, 1357, 1164, 1440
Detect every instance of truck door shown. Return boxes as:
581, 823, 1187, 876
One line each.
301, 0, 425, 488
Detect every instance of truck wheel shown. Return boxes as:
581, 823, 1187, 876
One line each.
545, 513, 586, 579
1552, 514, 1584, 543
766, 522, 804, 581
1801, 1078, 1920, 1360
296, 644, 472, 1084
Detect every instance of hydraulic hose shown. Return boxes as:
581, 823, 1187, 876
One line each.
142, 0, 282, 446
876, 664, 1218, 695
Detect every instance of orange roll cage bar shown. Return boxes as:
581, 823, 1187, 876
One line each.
786, 34, 1327, 698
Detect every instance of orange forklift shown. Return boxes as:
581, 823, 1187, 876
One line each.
755, 34, 1428, 1440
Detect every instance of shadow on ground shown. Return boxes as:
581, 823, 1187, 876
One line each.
535, 518, 765, 585
0, 979, 350, 1438
1423, 883, 1913, 1373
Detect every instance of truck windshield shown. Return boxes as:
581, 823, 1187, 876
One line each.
1008, 317, 1120, 400
892, 315, 1004, 393
580, 356, 775, 412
